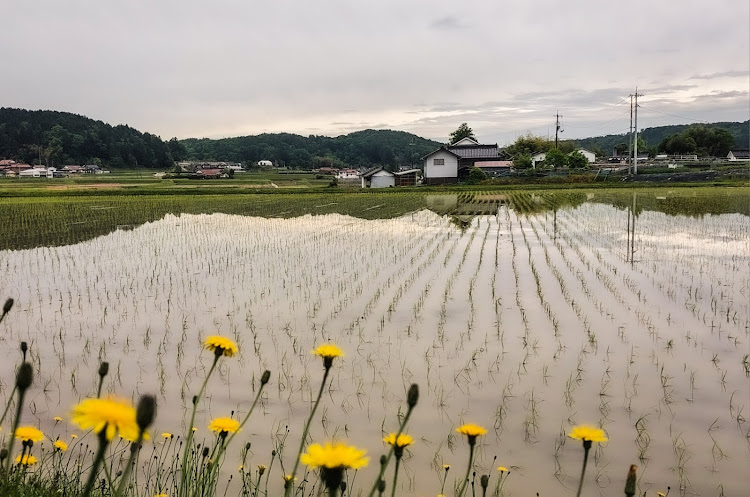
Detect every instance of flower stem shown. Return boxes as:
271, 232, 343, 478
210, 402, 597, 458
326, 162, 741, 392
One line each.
114, 431, 144, 497
457, 443, 476, 497
179, 354, 220, 496
3, 386, 28, 473
286, 364, 331, 496
390, 457, 402, 497
365, 406, 415, 497
575, 443, 591, 497
82, 429, 109, 497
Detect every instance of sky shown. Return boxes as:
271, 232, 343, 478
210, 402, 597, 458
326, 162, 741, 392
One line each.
2, 0, 749, 145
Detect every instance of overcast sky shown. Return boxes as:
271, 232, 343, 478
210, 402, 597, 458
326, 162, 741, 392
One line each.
2, 0, 748, 144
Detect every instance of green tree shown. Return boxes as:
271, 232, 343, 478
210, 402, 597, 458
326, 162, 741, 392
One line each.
544, 148, 568, 168
167, 137, 187, 162
449, 123, 475, 145
504, 134, 552, 156
467, 167, 488, 184
513, 153, 533, 170
567, 151, 589, 169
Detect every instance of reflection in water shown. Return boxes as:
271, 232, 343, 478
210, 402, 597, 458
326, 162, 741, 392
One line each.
0, 202, 748, 496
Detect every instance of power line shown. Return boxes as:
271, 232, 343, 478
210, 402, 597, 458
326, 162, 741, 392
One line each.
637, 104, 710, 124
564, 108, 632, 129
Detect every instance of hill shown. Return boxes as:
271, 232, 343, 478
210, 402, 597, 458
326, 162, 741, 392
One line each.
0, 107, 176, 168
180, 130, 441, 170
570, 120, 749, 157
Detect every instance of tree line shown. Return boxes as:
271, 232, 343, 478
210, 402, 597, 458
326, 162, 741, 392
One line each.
180, 129, 440, 170
0, 108, 183, 168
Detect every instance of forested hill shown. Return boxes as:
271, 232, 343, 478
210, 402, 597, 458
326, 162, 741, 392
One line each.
180, 130, 441, 170
0, 108, 178, 168
570, 120, 749, 156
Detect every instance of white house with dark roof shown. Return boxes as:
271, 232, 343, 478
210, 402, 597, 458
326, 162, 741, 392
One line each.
422, 137, 501, 184
727, 149, 750, 161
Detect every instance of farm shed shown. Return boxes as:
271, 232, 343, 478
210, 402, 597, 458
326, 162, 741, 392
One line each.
361, 167, 395, 188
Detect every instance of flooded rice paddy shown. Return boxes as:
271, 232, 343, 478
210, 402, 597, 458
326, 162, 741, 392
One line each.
0, 188, 748, 496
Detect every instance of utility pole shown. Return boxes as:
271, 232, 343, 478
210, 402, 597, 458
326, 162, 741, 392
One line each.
628, 94, 633, 174
633, 88, 643, 174
554, 111, 562, 149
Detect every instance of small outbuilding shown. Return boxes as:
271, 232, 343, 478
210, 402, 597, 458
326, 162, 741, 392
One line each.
727, 149, 750, 161
361, 167, 396, 188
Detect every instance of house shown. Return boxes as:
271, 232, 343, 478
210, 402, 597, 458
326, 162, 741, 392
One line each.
257, 160, 273, 168
196, 168, 223, 179
361, 167, 395, 188
422, 137, 501, 184
531, 152, 546, 169
62, 165, 85, 174
336, 169, 360, 180
727, 149, 750, 161
19, 166, 56, 178
576, 148, 596, 163
394, 169, 420, 186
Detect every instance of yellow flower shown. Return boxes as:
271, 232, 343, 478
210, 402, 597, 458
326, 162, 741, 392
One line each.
497, 466, 508, 472
156, 494, 169, 497
15, 454, 37, 466
313, 344, 343, 359
568, 425, 608, 443
283, 474, 296, 482
657, 493, 666, 497
162, 432, 173, 439
383, 433, 414, 448
203, 335, 238, 357
53, 416, 63, 422
54, 440, 68, 451
300, 442, 369, 470
71, 434, 78, 439
192, 427, 198, 432
456, 424, 487, 437
208, 417, 240, 435
443, 464, 451, 470
70, 396, 141, 442
15, 426, 44, 443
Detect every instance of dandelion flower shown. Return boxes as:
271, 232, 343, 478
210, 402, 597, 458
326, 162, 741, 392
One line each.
155, 494, 168, 497
203, 336, 238, 357
71, 434, 78, 439
568, 425, 608, 443
70, 396, 140, 442
301, 442, 369, 470
313, 344, 343, 368
657, 493, 666, 497
14, 454, 37, 466
208, 417, 240, 436
456, 423, 487, 446
497, 466, 508, 472
383, 433, 414, 448
443, 464, 451, 470
162, 432, 172, 439
15, 426, 44, 443
53, 416, 63, 422
54, 440, 68, 451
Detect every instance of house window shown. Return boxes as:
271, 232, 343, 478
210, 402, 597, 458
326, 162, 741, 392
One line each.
433, 158, 445, 165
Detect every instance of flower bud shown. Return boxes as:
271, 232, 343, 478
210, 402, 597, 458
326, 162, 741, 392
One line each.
407, 384, 419, 409
481, 474, 489, 489
3, 298, 13, 314
98, 362, 109, 378
377, 479, 386, 494
20, 341, 27, 355
202, 447, 209, 458
379, 454, 387, 467
261, 370, 271, 385
0, 448, 7, 461
16, 362, 33, 391
340, 481, 347, 493
136, 395, 157, 431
